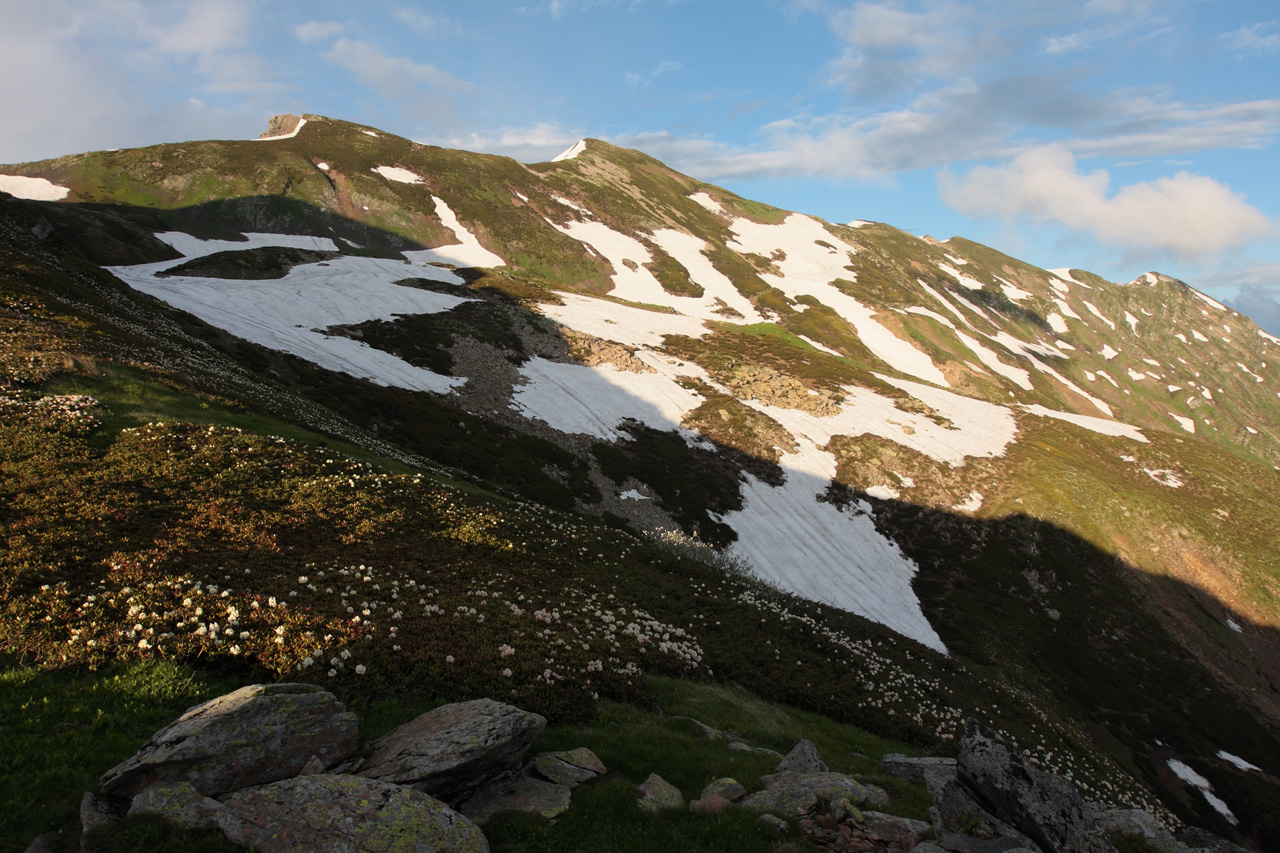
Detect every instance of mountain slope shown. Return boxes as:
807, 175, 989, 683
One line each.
3, 113, 1280, 846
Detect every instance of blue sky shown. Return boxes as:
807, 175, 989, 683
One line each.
3, 0, 1278, 328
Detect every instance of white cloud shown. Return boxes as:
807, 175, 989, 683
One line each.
938, 144, 1273, 262
1223, 21, 1280, 55
624, 60, 681, 87
323, 38, 475, 98
421, 122, 584, 162
390, 8, 459, 34
294, 21, 348, 43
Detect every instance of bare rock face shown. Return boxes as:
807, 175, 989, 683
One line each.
882, 753, 958, 797
351, 698, 546, 804
217, 774, 488, 853
700, 777, 748, 802
775, 739, 828, 775
98, 683, 356, 799
126, 780, 225, 830
957, 720, 1115, 853
259, 114, 302, 138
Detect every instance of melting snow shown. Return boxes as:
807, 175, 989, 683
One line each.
1127, 369, 1146, 381
719, 442, 946, 652
402, 196, 506, 269
1217, 750, 1260, 772
866, 485, 900, 500
111, 249, 471, 394
316, 163, 330, 171
1021, 405, 1146, 442
938, 262, 985, 290
1236, 362, 1263, 383
540, 293, 710, 348
153, 231, 339, 260
996, 276, 1033, 301
1144, 468, 1183, 487
848, 219, 872, 228
1100, 344, 1119, 360
619, 489, 650, 501
1083, 301, 1116, 330
1052, 298, 1081, 320
956, 332, 1032, 389
1192, 289, 1228, 311
1169, 413, 1195, 433
1192, 329, 1210, 342
1260, 329, 1280, 345
689, 192, 726, 216
1047, 313, 1069, 334
551, 139, 588, 162
511, 357, 703, 440
0, 175, 70, 200
362, 130, 379, 137
1226, 618, 1244, 634
1167, 760, 1237, 825
955, 491, 983, 512
1125, 312, 1139, 333
371, 165, 423, 184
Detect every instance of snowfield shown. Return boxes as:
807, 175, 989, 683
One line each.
0, 175, 70, 200
403, 196, 506, 269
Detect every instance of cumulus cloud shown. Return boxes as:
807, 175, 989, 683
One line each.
938, 144, 1273, 262
1228, 281, 1280, 337
294, 21, 348, 43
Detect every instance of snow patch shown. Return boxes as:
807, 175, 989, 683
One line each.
1125, 311, 1139, 333
689, 192, 726, 216
1021, 405, 1147, 442
0, 175, 70, 200
1100, 344, 1119, 360
1192, 289, 1228, 311
1169, 413, 1196, 433
1167, 760, 1237, 825
619, 489, 650, 501
719, 442, 946, 652
956, 332, 1032, 389
371, 165, 423, 184
955, 491, 983, 512
938, 262, 984, 290
540, 293, 711, 348
1236, 362, 1263, 383
1083, 301, 1116, 330
847, 219, 872, 228
1144, 468, 1183, 487
1048, 268, 1092, 288
1047, 313, 1068, 334
402, 196, 506, 268
1260, 329, 1280, 345
154, 231, 339, 260
865, 485, 900, 500
1217, 750, 1260, 772
1192, 329, 1210, 342
511, 357, 703, 440
551, 139, 588, 162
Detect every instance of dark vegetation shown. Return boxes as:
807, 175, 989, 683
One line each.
155, 246, 340, 280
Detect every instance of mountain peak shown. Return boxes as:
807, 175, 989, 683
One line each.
551, 139, 589, 162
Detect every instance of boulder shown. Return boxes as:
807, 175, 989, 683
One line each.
957, 720, 1114, 853
742, 771, 877, 817
690, 794, 732, 814
882, 753, 958, 797
217, 774, 488, 853
930, 775, 1040, 850
351, 698, 545, 804
527, 747, 605, 787
727, 741, 783, 758
79, 792, 126, 847
461, 775, 571, 825
1175, 826, 1250, 853
774, 740, 827, 775
861, 811, 933, 847
636, 773, 684, 813
99, 683, 356, 799
126, 780, 224, 830
758, 813, 791, 836
700, 777, 748, 802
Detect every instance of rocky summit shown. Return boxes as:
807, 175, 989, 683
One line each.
2, 114, 1280, 850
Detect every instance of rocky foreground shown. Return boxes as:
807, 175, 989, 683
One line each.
23, 683, 1248, 853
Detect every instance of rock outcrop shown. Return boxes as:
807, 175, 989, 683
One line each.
98, 683, 357, 800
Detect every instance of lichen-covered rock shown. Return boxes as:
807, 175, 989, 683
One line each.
79, 792, 126, 843
881, 753, 958, 797
461, 775, 571, 825
99, 683, 356, 799
758, 813, 791, 836
775, 740, 827, 775
958, 720, 1115, 853
352, 699, 545, 804
527, 747, 605, 786
742, 771, 875, 817
700, 777, 748, 802
636, 773, 684, 813
126, 780, 224, 830
861, 811, 933, 847
690, 794, 731, 814
217, 774, 488, 853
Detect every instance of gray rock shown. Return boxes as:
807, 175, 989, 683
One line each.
958, 720, 1113, 853
882, 753, 959, 797
636, 773, 684, 813
742, 771, 875, 817
99, 683, 356, 799
527, 747, 605, 786
774, 739, 827, 775
352, 698, 545, 804
758, 813, 791, 836
126, 780, 224, 830
1175, 826, 1250, 853
79, 792, 126, 848
1096, 809, 1188, 853
728, 741, 784, 758
671, 716, 724, 740
930, 776, 1040, 850
861, 811, 933, 846
461, 775, 571, 825
701, 777, 748, 802
830, 796, 863, 824
936, 832, 1043, 853
217, 773, 488, 853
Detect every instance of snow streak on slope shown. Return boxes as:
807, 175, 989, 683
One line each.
541, 293, 711, 348
721, 442, 946, 652
111, 239, 472, 393
1021, 405, 1147, 442
403, 196, 506, 269
551, 140, 588, 162
723, 212, 949, 386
